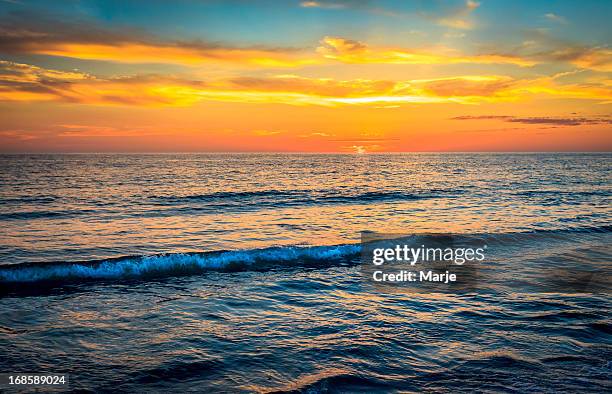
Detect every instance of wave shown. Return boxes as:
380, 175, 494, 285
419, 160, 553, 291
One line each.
153, 190, 298, 201
0, 189, 459, 221
2, 196, 57, 204
0, 209, 95, 220
515, 189, 610, 198
0, 224, 609, 286
0, 244, 361, 284
150, 189, 456, 207
268, 371, 390, 393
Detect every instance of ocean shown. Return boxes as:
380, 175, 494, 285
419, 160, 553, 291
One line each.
0, 153, 610, 392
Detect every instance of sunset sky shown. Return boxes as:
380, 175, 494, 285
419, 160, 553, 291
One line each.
0, 0, 610, 152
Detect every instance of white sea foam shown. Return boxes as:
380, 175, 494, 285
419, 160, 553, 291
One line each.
0, 244, 362, 283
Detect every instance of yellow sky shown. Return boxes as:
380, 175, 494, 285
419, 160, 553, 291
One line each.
0, 0, 610, 152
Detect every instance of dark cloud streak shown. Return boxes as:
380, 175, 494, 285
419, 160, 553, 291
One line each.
452, 115, 612, 126
0, 11, 302, 55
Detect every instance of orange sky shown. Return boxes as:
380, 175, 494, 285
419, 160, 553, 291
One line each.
0, 0, 610, 152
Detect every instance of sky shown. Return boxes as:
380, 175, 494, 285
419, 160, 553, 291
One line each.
0, 0, 610, 152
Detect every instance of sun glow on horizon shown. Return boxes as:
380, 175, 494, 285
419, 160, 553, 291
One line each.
0, 0, 610, 152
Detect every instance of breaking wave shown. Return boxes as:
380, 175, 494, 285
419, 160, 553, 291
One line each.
1, 224, 609, 285
0, 244, 362, 284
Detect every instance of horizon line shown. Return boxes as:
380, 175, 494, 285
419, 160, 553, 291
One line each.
1, 151, 611, 155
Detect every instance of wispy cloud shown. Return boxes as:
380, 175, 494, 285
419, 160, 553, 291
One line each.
0, 12, 314, 67
317, 36, 536, 66
55, 124, 166, 137
544, 13, 567, 24
251, 130, 283, 136
0, 60, 206, 105
318, 33, 612, 71
299, 0, 401, 17
436, 0, 480, 29
507, 117, 611, 126
483, 29, 612, 72
2, 11, 609, 72
299, 1, 360, 10
300, 0, 481, 29
1, 61, 611, 107
543, 46, 612, 72
452, 115, 612, 126
299, 132, 334, 138
452, 115, 512, 120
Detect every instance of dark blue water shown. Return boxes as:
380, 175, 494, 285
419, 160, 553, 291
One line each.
0, 153, 610, 392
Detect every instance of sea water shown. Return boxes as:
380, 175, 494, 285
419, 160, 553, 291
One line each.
0, 153, 610, 392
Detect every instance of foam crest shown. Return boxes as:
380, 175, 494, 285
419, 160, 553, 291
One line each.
0, 244, 362, 283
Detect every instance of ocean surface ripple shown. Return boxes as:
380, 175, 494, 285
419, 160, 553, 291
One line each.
0, 153, 610, 392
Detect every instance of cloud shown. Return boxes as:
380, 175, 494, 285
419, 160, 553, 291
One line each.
301, 0, 480, 29
419, 75, 516, 97
0, 60, 207, 105
452, 115, 512, 120
299, 132, 334, 138
486, 29, 612, 72
55, 124, 166, 137
0, 129, 37, 140
227, 74, 395, 97
2, 11, 608, 72
544, 13, 567, 24
452, 115, 612, 126
436, 0, 480, 29
299, 0, 401, 17
300, 1, 326, 8
251, 130, 283, 136
0, 12, 314, 67
507, 117, 611, 126
320, 32, 612, 71
1, 61, 611, 108
317, 36, 536, 66
550, 47, 612, 72
299, 1, 361, 9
